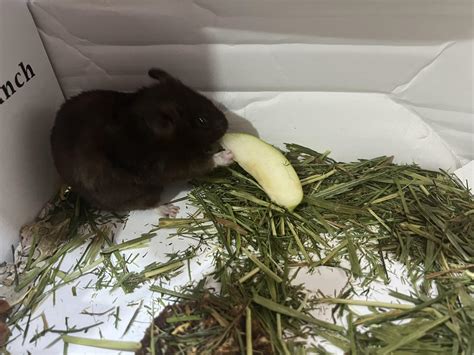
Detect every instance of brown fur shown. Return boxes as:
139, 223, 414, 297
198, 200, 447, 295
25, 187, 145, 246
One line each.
51, 69, 228, 211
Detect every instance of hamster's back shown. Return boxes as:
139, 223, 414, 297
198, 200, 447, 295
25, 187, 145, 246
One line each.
50, 90, 129, 187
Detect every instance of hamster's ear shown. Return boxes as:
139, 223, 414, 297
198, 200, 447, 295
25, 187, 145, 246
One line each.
148, 68, 175, 84
142, 104, 179, 141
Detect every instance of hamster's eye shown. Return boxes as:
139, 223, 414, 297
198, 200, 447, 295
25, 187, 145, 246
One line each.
195, 116, 208, 127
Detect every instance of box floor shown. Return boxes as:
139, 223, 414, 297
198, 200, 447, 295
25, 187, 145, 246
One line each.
8, 189, 413, 354
6, 92, 460, 354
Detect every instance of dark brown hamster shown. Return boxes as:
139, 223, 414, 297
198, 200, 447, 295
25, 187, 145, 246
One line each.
50, 68, 233, 213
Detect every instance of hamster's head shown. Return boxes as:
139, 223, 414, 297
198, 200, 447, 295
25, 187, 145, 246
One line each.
131, 68, 228, 149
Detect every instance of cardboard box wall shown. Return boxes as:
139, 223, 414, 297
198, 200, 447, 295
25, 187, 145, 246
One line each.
0, 0, 64, 262
27, 0, 473, 165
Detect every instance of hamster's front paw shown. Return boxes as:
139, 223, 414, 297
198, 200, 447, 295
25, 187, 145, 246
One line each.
213, 150, 234, 167
157, 204, 180, 218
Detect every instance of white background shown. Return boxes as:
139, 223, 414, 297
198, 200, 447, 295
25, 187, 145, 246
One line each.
0, 0, 64, 262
